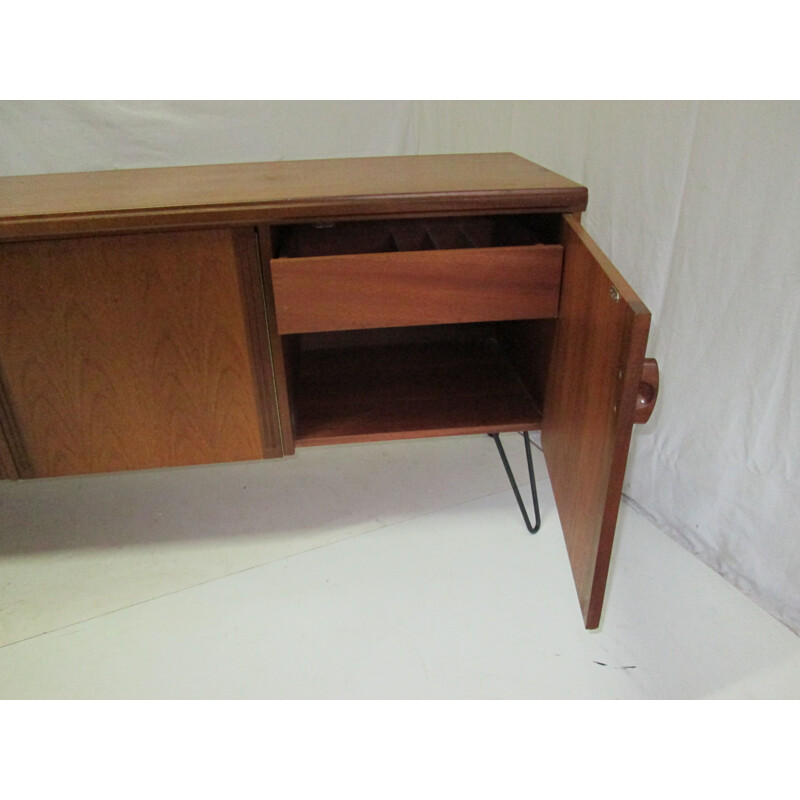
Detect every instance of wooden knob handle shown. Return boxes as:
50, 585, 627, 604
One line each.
634, 358, 659, 424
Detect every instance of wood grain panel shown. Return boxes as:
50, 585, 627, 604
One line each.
272, 245, 563, 334
0, 154, 587, 240
0, 229, 275, 477
541, 215, 651, 629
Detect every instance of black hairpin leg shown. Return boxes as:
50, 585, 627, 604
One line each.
489, 431, 541, 533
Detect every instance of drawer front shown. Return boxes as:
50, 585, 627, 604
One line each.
271, 245, 563, 334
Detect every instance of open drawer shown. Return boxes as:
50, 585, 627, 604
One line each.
270, 215, 564, 334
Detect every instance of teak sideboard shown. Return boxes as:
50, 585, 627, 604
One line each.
0, 153, 659, 629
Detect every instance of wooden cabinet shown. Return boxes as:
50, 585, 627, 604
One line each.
0, 153, 658, 628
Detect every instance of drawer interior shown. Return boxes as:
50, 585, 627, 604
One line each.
269, 213, 564, 335
272, 213, 561, 258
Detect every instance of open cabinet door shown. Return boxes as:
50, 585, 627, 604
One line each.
542, 215, 652, 629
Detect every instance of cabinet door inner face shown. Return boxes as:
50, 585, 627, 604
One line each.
541, 215, 651, 629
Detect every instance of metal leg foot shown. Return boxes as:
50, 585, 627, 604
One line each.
489, 431, 541, 534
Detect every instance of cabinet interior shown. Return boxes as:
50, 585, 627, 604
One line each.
281, 320, 555, 446
269, 212, 561, 447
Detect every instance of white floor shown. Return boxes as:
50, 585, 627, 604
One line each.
1, 434, 798, 699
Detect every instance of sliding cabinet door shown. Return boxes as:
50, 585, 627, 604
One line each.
0, 228, 282, 478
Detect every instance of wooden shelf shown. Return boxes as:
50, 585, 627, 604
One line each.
293, 336, 541, 446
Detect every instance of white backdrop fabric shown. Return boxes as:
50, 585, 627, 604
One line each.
1, 100, 798, 634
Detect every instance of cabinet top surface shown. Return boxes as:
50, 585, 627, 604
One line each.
0, 153, 587, 240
